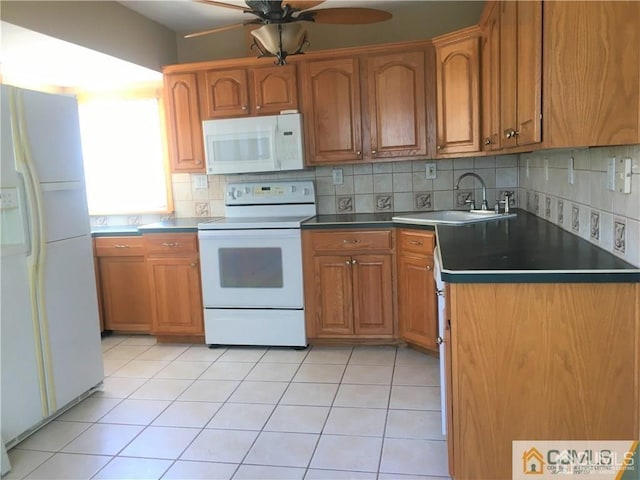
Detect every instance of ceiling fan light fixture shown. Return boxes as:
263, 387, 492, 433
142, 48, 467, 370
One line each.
250, 23, 308, 65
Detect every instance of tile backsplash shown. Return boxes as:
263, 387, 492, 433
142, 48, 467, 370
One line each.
519, 144, 640, 267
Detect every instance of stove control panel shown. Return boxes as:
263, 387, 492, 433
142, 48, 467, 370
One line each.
225, 181, 315, 205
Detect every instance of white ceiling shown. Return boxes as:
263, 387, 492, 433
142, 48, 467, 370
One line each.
118, 0, 416, 34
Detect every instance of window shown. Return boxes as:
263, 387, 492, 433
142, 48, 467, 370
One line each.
78, 91, 172, 215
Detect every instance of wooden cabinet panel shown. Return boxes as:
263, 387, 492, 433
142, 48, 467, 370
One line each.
309, 230, 392, 252
144, 233, 198, 255
352, 254, 393, 336
301, 57, 363, 165
199, 69, 250, 119
94, 236, 145, 256
397, 229, 435, 255
147, 256, 204, 335
310, 255, 354, 337
164, 73, 205, 173
251, 64, 298, 115
480, 2, 501, 151
434, 28, 481, 155
366, 51, 427, 159
543, 1, 640, 148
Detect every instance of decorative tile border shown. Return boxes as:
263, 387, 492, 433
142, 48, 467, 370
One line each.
590, 211, 600, 241
336, 196, 354, 213
614, 219, 626, 254
375, 195, 393, 212
571, 205, 580, 233
414, 192, 432, 211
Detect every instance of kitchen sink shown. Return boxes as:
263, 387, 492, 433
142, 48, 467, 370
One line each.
392, 210, 517, 225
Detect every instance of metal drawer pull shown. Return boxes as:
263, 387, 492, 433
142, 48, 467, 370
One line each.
436, 336, 444, 345
343, 239, 360, 244
162, 242, 179, 247
409, 240, 423, 245
113, 244, 130, 248
426, 265, 432, 271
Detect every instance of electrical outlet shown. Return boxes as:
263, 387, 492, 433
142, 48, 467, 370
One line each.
0, 188, 19, 209
568, 157, 575, 185
607, 157, 616, 191
193, 174, 208, 189
425, 163, 437, 179
526, 158, 530, 178
544, 158, 549, 181
332, 168, 344, 185
616, 157, 632, 194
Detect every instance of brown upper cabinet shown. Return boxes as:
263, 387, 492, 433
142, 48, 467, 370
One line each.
198, 64, 298, 119
499, 0, 542, 148
164, 72, 205, 173
433, 27, 481, 156
301, 47, 429, 166
480, 2, 501, 151
542, 1, 640, 148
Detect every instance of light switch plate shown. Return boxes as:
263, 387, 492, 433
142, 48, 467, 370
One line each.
193, 174, 208, 189
568, 157, 575, 185
544, 158, 549, 181
332, 168, 344, 185
616, 157, 632, 194
425, 163, 437, 179
607, 157, 616, 191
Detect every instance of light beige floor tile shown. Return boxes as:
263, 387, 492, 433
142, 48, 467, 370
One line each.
279, 383, 339, 407
378, 474, 450, 480
152, 401, 222, 428
310, 435, 382, 472
94, 377, 148, 399
206, 403, 275, 430
393, 362, 440, 387
16, 421, 91, 452
178, 380, 239, 402
333, 384, 390, 409
99, 399, 170, 425
24, 453, 110, 479
200, 362, 254, 380
395, 347, 431, 366
154, 361, 211, 380
111, 360, 171, 378
244, 431, 318, 468
303, 347, 352, 365
260, 348, 309, 364
234, 464, 305, 479
385, 410, 445, 440
129, 378, 193, 401
102, 345, 151, 361
180, 429, 258, 463
218, 347, 267, 362
176, 345, 226, 362
323, 407, 386, 437
57, 396, 121, 422
293, 364, 346, 383
349, 346, 397, 366
342, 365, 393, 385
305, 469, 377, 479
120, 335, 157, 347
120, 426, 200, 459
162, 460, 237, 480
103, 357, 131, 376
61, 423, 143, 455
380, 438, 448, 476
389, 386, 441, 410
93, 456, 172, 479
228, 381, 288, 404
264, 405, 329, 434
4, 449, 53, 480
136, 345, 190, 361
101, 335, 129, 352
245, 362, 299, 382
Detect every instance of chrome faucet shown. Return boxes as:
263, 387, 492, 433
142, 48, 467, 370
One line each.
455, 172, 489, 211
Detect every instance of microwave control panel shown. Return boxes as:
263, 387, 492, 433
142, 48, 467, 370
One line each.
225, 181, 315, 205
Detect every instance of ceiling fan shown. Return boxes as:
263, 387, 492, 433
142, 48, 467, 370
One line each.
185, 0, 393, 65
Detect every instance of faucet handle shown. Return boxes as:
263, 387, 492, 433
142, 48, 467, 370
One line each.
464, 199, 476, 210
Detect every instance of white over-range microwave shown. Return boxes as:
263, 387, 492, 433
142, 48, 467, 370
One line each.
203, 113, 305, 175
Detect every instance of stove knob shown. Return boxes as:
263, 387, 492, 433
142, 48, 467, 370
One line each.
227, 189, 236, 199
303, 187, 310, 195
236, 190, 243, 197
290, 185, 297, 193
245, 187, 251, 194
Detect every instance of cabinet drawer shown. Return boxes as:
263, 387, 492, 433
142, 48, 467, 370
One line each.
94, 236, 145, 257
398, 229, 435, 256
144, 233, 198, 255
309, 230, 392, 252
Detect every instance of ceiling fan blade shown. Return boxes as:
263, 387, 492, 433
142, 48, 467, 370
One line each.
283, 1, 325, 11
309, 8, 392, 24
184, 22, 249, 39
193, 0, 250, 12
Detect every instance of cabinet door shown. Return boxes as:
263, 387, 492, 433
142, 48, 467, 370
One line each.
301, 57, 363, 165
480, 3, 501, 151
311, 255, 354, 337
251, 64, 298, 115
164, 73, 205, 173
199, 69, 250, 119
97, 256, 151, 332
366, 51, 427, 159
147, 256, 204, 335
397, 254, 438, 351
352, 254, 393, 336
435, 32, 481, 155
499, 1, 517, 149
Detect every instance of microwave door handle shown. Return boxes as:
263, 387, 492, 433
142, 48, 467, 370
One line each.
273, 122, 281, 170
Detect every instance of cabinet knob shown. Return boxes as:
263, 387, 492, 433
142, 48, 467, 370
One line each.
345, 260, 351, 265
351, 259, 357, 265
436, 145, 442, 150
426, 265, 432, 271
484, 138, 492, 145
242, 105, 248, 110
371, 150, 377, 155
196, 160, 202, 164
504, 128, 518, 139
190, 262, 197, 268
256, 105, 261, 110
356, 151, 362, 156
436, 336, 444, 345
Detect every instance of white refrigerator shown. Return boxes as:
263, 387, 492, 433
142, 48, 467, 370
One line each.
0, 85, 104, 449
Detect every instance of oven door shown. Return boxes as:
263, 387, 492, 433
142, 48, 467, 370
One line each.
198, 228, 303, 309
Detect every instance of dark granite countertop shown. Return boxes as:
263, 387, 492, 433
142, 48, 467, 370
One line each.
91, 225, 141, 237
91, 217, 218, 236
303, 212, 434, 230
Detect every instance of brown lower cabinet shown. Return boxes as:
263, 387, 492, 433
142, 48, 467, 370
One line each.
303, 229, 394, 340
93, 236, 152, 332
